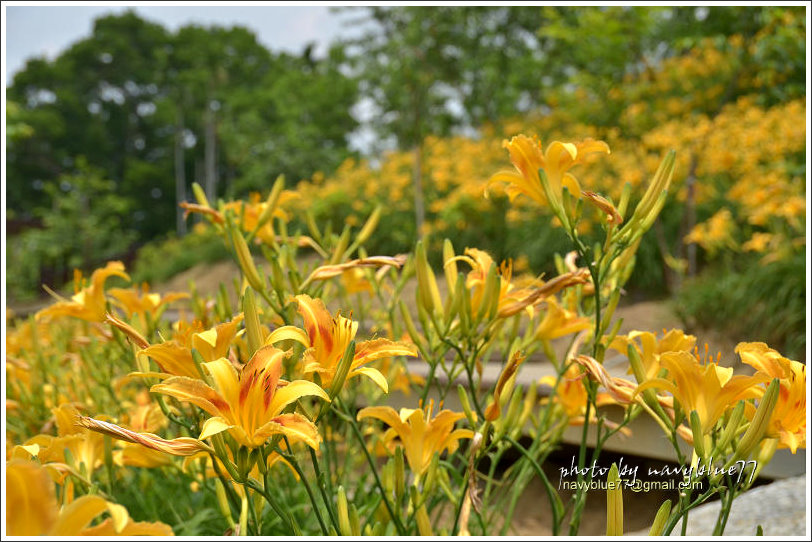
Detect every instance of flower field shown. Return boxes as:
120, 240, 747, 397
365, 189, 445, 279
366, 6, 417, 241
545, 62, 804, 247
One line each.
5, 128, 807, 535
4, 5, 807, 538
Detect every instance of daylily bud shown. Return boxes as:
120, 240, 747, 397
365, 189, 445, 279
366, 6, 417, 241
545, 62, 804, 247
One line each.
394, 446, 406, 503
230, 227, 264, 293
476, 264, 499, 323
537, 167, 563, 219
416, 504, 433, 536
690, 410, 706, 460
561, 185, 576, 227
733, 378, 780, 462
752, 437, 778, 484
485, 352, 526, 421
415, 240, 443, 317
606, 463, 623, 536
443, 239, 458, 292
349, 503, 361, 536
518, 382, 538, 429
329, 225, 352, 265
638, 190, 669, 234
355, 205, 382, 248
337, 485, 352, 536
236, 445, 256, 480
444, 273, 462, 327
214, 478, 234, 527
399, 300, 424, 350
243, 288, 262, 356
713, 400, 746, 456
381, 460, 395, 496
211, 433, 240, 480
616, 182, 632, 221
106, 313, 149, 350
583, 191, 623, 225
329, 340, 356, 399
458, 274, 473, 335
648, 500, 671, 536
626, 344, 647, 386
192, 182, 210, 208
191, 348, 212, 383
305, 209, 323, 245
253, 175, 285, 235
423, 453, 440, 501
625, 150, 676, 236
600, 289, 622, 336
457, 385, 477, 427
503, 389, 523, 434
239, 495, 248, 537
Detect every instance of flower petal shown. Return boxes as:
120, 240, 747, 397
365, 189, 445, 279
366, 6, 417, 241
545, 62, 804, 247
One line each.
267, 380, 330, 417
199, 416, 235, 441
351, 367, 389, 393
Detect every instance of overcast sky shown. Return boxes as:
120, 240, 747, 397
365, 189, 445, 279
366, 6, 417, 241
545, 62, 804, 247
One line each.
5, 5, 367, 82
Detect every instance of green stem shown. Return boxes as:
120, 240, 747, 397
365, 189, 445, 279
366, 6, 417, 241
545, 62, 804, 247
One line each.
246, 476, 300, 535
713, 475, 736, 535
335, 400, 406, 535
504, 436, 563, 535
278, 438, 329, 535
308, 447, 340, 531
662, 485, 718, 535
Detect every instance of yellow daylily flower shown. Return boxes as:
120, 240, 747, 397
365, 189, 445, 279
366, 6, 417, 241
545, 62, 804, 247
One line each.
224, 189, 299, 245
534, 297, 592, 341
635, 350, 768, 433
609, 329, 697, 382
736, 342, 806, 453
15, 404, 105, 479
136, 314, 244, 379
267, 295, 417, 393
152, 345, 329, 449
36, 261, 130, 323
488, 134, 610, 206
357, 400, 473, 476
6, 459, 173, 536
109, 284, 189, 323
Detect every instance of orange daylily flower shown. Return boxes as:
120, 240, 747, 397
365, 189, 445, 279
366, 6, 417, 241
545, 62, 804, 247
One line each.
266, 295, 417, 393
635, 351, 768, 433
36, 261, 130, 323
736, 342, 806, 453
488, 134, 610, 205
6, 459, 173, 536
151, 345, 329, 449
357, 400, 473, 476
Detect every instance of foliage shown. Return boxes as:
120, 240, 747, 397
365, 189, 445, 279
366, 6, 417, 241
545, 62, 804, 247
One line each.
6, 127, 805, 536
7, 10, 358, 242
129, 225, 229, 287
676, 252, 806, 360
6, 162, 137, 300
